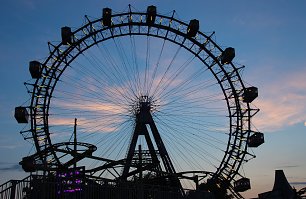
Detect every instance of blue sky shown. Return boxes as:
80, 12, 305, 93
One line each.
0, 0, 306, 198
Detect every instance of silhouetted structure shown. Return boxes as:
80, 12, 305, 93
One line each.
258, 170, 300, 199
4, 4, 264, 199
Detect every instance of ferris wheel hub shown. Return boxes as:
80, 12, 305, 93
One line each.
134, 95, 153, 124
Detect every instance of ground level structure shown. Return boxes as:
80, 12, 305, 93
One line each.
258, 170, 302, 199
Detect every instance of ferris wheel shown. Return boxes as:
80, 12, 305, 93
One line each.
15, 5, 264, 198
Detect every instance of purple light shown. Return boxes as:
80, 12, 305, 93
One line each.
63, 188, 82, 193
56, 167, 85, 195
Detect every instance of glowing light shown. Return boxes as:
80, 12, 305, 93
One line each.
57, 167, 84, 195
304, 121, 306, 126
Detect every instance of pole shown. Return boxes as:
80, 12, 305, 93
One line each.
74, 118, 77, 169
138, 144, 144, 199
139, 144, 143, 181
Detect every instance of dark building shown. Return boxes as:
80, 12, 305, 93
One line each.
258, 170, 300, 199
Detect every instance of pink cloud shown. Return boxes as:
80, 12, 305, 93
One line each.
48, 117, 75, 126
252, 69, 306, 132
54, 101, 125, 114
49, 98, 127, 135
49, 116, 121, 134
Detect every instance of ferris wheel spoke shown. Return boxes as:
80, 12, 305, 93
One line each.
157, 124, 202, 170
81, 120, 131, 151
147, 39, 166, 96
53, 91, 128, 110
76, 45, 135, 103
151, 44, 182, 98
62, 62, 132, 107
157, 68, 215, 103
153, 54, 196, 99
163, 135, 203, 171
143, 36, 150, 95
50, 103, 129, 122
129, 35, 142, 95
158, 93, 222, 116
154, 113, 226, 151
155, 116, 220, 170
155, 112, 226, 136
158, 106, 225, 119
110, 37, 139, 97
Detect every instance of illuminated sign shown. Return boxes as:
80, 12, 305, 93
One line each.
57, 166, 85, 195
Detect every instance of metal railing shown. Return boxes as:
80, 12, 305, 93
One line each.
0, 175, 33, 199
0, 175, 215, 199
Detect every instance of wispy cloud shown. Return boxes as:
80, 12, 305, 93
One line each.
290, 181, 306, 185
21, 0, 36, 10
276, 165, 300, 169
49, 116, 122, 134
54, 101, 125, 114
0, 144, 23, 149
49, 117, 76, 126
252, 68, 306, 132
232, 10, 284, 29
0, 164, 22, 171
49, 99, 128, 135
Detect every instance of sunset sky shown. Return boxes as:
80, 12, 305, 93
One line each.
1, 0, 306, 198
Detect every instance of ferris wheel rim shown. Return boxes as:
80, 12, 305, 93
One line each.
28, 7, 252, 185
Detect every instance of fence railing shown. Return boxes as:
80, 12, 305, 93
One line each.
0, 175, 214, 199
0, 175, 33, 199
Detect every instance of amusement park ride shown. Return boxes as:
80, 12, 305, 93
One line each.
2, 5, 266, 199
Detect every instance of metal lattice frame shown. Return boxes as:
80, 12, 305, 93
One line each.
23, 6, 259, 189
